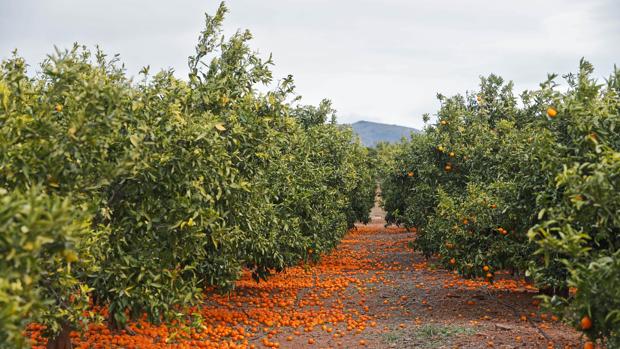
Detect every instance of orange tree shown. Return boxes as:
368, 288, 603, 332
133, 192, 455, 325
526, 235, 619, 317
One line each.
529, 62, 619, 347
0, 50, 126, 346
384, 75, 557, 273
381, 60, 619, 345
0, 3, 374, 348
0, 187, 90, 347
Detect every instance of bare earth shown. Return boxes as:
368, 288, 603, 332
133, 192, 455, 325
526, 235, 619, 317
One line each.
239, 201, 582, 349
29, 198, 583, 349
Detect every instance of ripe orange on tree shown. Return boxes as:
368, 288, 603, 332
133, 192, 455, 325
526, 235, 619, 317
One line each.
581, 315, 592, 330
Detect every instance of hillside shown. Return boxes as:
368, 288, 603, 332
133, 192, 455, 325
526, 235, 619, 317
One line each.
349, 120, 419, 147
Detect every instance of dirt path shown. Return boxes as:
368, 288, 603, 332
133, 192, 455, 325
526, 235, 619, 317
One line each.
28, 202, 583, 349
232, 200, 581, 348
235, 200, 581, 348
274, 223, 581, 349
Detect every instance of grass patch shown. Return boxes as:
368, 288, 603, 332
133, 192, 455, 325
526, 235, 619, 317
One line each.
414, 323, 475, 339
382, 324, 475, 347
382, 330, 403, 343
413, 324, 475, 347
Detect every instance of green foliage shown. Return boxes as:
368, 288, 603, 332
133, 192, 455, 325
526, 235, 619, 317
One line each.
0, 3, 375, 347
0, 187, 90, 346
528, 64, 620, 346
382, 60, 619, 345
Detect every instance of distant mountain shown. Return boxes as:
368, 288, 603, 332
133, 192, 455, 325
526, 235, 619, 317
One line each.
348, 121, 419, 147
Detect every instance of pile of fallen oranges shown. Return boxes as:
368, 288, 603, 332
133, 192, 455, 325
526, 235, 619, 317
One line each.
24, 224, 583, 348
25, 227, 393, 349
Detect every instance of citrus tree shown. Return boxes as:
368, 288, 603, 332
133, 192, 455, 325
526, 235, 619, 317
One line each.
381, 60, 619, 346
0, 3, 375, 348
0, 187, 89, 347
529, 63, 620, 347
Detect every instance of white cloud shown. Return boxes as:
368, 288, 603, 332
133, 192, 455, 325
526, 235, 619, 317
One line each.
1, 0, 618, 129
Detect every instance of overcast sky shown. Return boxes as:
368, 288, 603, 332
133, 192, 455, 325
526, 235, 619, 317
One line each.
1, 1, 618, 128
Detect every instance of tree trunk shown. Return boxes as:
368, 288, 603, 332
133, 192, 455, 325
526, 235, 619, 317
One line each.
46, 322, 72, 349
538, 285, 569, 298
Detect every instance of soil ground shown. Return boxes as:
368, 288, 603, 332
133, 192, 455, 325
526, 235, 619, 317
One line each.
239, 199, 583, 349
28, 198, 583, 349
